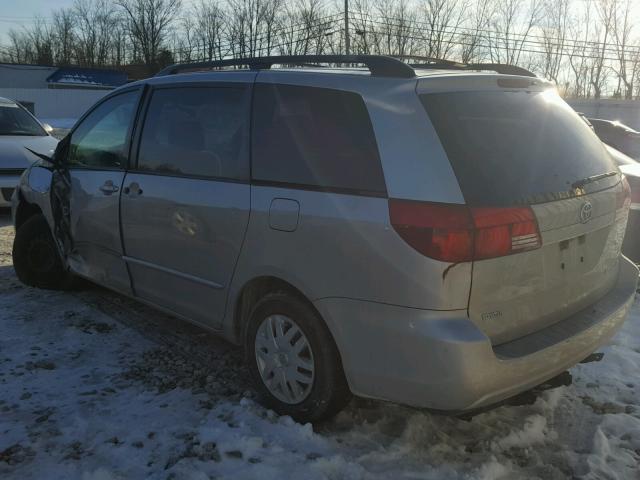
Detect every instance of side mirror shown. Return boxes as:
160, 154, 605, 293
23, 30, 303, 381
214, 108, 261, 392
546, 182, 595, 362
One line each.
25, 135, 70, 168
42, 123, 54, 134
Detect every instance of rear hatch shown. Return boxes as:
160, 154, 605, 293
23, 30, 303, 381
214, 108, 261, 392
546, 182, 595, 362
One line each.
420, 82, 629, 345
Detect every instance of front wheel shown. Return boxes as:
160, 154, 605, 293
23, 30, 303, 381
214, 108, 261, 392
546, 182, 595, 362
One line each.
12, 214, 75, 290
245, 292, 351, 423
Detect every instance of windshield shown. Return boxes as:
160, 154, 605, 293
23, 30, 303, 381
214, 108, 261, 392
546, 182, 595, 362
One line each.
0, 105, 46, 136
421, 90, 617, 206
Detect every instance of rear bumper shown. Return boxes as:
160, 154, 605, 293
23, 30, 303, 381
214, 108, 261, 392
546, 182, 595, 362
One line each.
314, 256, 638, 411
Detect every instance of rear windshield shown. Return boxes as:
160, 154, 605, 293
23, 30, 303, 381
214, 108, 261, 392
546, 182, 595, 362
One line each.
420, 90, 617, 206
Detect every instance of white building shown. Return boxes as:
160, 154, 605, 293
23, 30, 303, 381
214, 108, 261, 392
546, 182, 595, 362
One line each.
0, 64, 128, 127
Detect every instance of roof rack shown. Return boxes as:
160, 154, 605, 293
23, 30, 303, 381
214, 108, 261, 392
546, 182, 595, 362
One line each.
156, 55, 416, 78
395, 55, 537, 77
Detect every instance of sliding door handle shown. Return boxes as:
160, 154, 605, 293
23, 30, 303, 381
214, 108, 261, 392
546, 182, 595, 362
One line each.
124, 182, 143, 196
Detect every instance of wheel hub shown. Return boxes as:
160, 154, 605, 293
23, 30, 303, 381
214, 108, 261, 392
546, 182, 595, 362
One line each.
254, 314, 315, 404
274, 352, 289, 368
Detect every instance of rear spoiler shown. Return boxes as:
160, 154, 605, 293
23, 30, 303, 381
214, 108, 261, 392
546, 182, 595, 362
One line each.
395, 56, 537, 77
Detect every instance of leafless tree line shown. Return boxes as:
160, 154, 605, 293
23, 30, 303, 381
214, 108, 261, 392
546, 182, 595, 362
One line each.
3, 0, 640, 98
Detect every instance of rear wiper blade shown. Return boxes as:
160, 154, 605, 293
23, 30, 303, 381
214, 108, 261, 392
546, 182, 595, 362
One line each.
571, 171, 619, 189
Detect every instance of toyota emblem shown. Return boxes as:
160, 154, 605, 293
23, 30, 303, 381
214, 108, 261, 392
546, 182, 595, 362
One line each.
580, 201, 593, 223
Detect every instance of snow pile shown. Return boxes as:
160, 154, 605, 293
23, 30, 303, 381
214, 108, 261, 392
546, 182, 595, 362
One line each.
0, 218, 639, 479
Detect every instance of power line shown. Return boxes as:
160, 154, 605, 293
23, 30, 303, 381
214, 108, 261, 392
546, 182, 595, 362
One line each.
352, 12, 640, 58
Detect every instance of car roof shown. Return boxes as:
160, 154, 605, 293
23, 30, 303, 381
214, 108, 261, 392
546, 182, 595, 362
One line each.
0, 96, 18, 107
127, 66, 542, 92
128, 55, 541, 88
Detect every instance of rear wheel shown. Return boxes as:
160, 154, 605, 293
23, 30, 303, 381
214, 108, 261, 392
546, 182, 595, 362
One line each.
245, 292, 351, 423
12, 214, 75, 290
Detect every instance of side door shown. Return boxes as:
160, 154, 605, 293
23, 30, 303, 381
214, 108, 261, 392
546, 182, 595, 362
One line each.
120, 81, 252, 327
54, 88, 142, 294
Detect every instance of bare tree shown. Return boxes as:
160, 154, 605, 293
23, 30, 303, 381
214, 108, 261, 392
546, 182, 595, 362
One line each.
612, 0, 635, 98
74, 0, 120, 67
117, 0, 182, 73
52, 9, 76, 66
420, 0, 467, 59
226, 0, 284, 57
278, 0, 333, 55
587, 0, 616, 98
371, 0, 418, 57
349, 0, 375, 54
190, 0, 227, 60
487, 0, 543, 65
6, 30, 33, 64
540, 0, 570, 84
25, 17, 56, 65
459, 0, 494, 63
109, 22, 130, 66
567, 1, 592, 98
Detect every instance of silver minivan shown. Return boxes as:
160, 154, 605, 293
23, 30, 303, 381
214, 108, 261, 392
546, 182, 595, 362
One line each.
11, 55, 638, 422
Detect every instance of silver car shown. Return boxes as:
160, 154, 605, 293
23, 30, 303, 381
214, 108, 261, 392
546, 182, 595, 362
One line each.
10, 56, 638, 423
0, 97, 58, 207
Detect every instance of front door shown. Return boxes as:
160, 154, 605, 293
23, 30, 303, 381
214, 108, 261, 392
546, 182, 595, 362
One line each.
55, 88, 141, 293
120, 82, 252, 327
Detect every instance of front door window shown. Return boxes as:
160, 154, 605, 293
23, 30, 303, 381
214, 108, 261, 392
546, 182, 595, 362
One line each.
67, 91, 139, 170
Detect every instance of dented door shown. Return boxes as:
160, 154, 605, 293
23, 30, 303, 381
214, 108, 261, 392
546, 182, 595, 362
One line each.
51, 88, 142, 293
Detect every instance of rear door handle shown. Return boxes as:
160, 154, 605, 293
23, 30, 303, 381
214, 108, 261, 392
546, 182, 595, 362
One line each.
123, 182, 143, 196
99, 180, 119, 195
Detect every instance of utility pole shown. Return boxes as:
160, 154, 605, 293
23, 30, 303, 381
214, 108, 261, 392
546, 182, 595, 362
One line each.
344, 0, 350, 55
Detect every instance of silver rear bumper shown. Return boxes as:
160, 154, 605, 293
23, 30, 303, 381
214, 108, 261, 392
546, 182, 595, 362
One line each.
315, 256, 638, 411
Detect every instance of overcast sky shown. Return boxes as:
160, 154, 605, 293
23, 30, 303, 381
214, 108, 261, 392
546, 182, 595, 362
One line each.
0, 0, 206, 44
0, 0, 75, 43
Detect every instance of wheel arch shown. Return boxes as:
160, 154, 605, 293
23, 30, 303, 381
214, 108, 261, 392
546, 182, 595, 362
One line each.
14, 197, 44, 231
229, 275, 337, 350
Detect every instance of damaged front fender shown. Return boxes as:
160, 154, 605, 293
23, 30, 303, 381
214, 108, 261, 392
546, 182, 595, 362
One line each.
13, 162, 73, 262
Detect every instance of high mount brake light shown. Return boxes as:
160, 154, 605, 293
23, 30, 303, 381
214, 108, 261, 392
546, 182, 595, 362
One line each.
389, 200, 541, 262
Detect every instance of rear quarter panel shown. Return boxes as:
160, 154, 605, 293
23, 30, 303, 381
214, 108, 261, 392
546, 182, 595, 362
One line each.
224, 186, 472, 333
222, 72, 473, 339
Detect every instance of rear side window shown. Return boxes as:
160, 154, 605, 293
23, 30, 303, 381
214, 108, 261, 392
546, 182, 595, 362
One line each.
252, 84, 386, 195
421, 91, 617, 206
137, 86, 250, 180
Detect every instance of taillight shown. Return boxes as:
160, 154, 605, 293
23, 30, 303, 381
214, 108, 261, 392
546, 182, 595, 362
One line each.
388, 200, 473, 262
389, 199, 541, 262
471, 207, 541, 259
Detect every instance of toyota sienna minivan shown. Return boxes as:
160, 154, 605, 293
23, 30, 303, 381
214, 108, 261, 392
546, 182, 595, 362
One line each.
11, 55, 638, 423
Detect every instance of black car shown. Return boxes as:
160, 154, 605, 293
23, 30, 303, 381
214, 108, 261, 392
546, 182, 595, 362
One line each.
606, 145, 640, 263
589, 118, 640, 160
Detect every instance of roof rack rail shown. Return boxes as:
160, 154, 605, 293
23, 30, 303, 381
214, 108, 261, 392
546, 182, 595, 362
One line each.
395, 55, 537, 78
156, 55, 416, 78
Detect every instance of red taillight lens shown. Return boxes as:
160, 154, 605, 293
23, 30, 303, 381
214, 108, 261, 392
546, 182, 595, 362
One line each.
471, 206, 541, 259
389, 200, 541, 262
388, 200, 474, 262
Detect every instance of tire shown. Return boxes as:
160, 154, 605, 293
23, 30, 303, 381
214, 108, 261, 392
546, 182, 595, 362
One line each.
12, 214, 75, 290
245, 292, 352, 423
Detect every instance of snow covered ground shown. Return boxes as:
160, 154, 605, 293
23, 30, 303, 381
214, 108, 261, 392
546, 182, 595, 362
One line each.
1, 212, 639, 480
